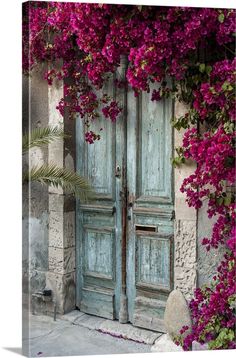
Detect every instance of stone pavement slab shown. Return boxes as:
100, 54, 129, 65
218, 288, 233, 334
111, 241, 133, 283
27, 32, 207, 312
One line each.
98, 319, 161, 345
61, 310, 162, 345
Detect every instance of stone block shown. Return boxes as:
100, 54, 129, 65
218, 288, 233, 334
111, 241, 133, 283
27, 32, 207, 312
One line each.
49, 193, 64, 212
46, 271, 76, 314
74, 314, 106, 330
63, 247, 76, 273
48, 247, 75, 274
48, 139, 64, 169
49, 210, 75, 249
64, 211, 75, 248
164, 290, 192, 340
48, 247, 63, 274
65, 152, 75, 171
49, 210, 64, 248
48, 78, 63, 125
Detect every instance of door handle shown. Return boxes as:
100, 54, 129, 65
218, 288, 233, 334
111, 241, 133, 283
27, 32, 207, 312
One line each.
112, 206, 116, 215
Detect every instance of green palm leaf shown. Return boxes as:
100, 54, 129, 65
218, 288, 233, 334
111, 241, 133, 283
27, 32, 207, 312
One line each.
22, 126, 68, 153
23, 163, 93, 202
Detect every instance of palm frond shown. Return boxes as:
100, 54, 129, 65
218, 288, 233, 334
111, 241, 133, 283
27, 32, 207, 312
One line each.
22, 126, 69, 153
23, 163, 93, 202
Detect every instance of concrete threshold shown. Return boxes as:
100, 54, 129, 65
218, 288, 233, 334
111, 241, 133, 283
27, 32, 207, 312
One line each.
59, 310, 162, 345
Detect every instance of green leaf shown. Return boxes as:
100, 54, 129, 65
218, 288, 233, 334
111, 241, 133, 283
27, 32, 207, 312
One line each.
224, 193, 232, 206
172, 156, 185, 167
199, 63, 206, 73
221, 81, 230, 91
23, 163, 93, 202
208, 328, 235, 350
23, 126, 68, 153
206, 66, 212, 75
216, 197, 224, 205
218, 13, 225, 23
223, 122, 234, 134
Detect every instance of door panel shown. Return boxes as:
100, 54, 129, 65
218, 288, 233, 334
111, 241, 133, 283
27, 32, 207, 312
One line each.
76, 75, 122, 320
84, 227, 115, 279
127, 82, 174, 331
138, 87, 173, 202
85, 114, 115, 198
76, 64, 127, 320
136, 234, 171, 289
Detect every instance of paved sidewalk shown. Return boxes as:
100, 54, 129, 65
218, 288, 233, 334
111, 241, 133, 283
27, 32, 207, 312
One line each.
23, 310, 182, 357
24, 312, 153, 357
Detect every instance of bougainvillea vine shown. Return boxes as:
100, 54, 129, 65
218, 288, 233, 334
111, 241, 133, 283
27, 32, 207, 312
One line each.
23, 2, 236, 350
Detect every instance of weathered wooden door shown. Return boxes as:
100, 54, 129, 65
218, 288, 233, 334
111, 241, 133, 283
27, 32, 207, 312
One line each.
76, 63, 174, 331
126, 81, 174, 331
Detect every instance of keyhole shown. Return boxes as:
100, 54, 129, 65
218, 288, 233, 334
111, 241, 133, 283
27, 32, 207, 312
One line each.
115, 165, 121, 178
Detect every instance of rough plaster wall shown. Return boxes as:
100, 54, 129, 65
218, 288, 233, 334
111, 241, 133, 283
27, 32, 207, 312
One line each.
196, 124, 225, 286
173, 102, 220, 297
22, 65, 49, 307
174, 101, 197, 300
197, 200, 225, 286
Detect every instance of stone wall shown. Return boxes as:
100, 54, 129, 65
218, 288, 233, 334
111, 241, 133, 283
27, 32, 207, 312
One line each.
22, 69, 76, 315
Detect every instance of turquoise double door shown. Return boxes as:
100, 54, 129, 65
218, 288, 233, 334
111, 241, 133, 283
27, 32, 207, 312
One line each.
76, 67, 174, 332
